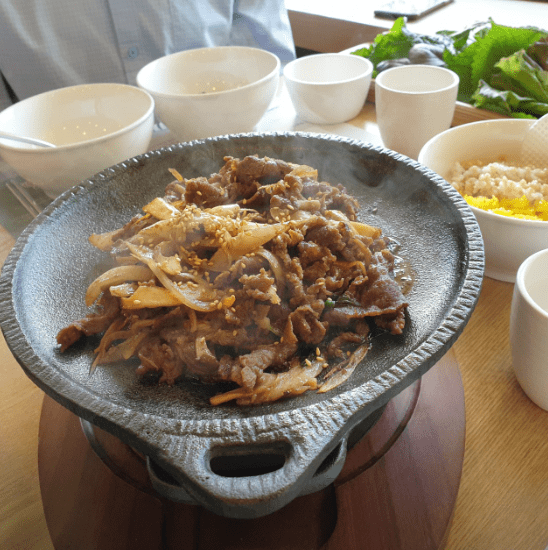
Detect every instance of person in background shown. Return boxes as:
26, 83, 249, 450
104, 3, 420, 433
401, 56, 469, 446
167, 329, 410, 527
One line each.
0, 0, 296, 111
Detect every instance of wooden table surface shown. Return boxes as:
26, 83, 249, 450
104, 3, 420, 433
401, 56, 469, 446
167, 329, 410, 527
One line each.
2, 54, 548, 550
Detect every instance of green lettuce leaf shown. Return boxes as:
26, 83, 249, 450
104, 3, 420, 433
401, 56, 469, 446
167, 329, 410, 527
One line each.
528, 38, 548, 70
352, 17, 451, 77
471, 50, 548, 117
438, 21, 491, 54
492, 50, 548, 102
443, 20, 546, 102
472, 80, 548, 118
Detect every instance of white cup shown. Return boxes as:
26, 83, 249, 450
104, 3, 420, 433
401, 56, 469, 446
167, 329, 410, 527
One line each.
283, 53, 373, 124
509, 248, 548, 410
375, 65, 459, 160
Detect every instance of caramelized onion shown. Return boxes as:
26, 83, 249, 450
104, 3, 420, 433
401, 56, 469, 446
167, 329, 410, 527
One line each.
208, 222, 285, 272
255, 248, 285, 291
142, 197, 181, 220
126, 242, 219, 312
318, 343, 369, 393
85, 265, 153, 306
120, 285, 181, 309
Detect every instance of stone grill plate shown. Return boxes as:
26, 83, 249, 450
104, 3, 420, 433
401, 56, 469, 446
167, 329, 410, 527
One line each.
0, 132, 484, 518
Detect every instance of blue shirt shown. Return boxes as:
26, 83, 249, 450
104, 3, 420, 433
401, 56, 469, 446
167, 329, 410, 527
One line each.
0, 0, 296, 111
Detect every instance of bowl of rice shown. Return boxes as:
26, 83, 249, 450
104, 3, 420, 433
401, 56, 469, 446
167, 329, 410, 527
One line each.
418, 119, 548, 283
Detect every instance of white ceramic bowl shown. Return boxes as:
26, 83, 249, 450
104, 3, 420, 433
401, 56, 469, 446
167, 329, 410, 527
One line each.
418, 118, 548, 283
0, 83, 155, 199
283, 53, 373, 124
137, 46, 280, 141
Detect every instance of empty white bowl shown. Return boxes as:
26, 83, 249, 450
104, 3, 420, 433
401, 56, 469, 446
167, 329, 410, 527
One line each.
418, 118, 548, 283
0, 83, 155, 198
137, 46, 280, 141
283, 53, 373, 124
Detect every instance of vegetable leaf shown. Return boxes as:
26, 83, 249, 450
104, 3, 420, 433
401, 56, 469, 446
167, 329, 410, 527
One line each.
472, 50, 548, 117
471, 80, 545, 118
493, 50, 548, 103
528, 38, 548, 70
443, 21, 546, 102
352, 17, 451, 77
438, 21, 491, 54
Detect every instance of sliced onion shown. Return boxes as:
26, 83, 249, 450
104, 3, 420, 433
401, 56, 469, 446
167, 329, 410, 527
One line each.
207, 204, 240, 217
168, 168, 184, 182
85, 265, 153, 306
126, 242, 218, 312
318, 343, 369, 393
289, 164, 317, 180
95, 332, 149, 365
255, 248, 285, 291
142, 197, 181, 220
133, 216, 181, 243
109, 283, 138, 298
210, 359, 323, 406
208, 222, 285, 272
152, 248, 182, 276
120, 285, 181, 309
349, 221, 381, 239
88, 228, 130, 251
323, 211, 381, 239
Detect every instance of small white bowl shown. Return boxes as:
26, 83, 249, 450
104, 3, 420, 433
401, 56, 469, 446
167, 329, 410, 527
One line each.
418, 118, 548, 283
0, 83, 155, 198
283, 53, 373, 124
137, 46, 280, 141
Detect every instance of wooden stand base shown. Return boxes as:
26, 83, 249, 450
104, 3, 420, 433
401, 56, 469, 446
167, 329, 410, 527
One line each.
38, 350, 465, 550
